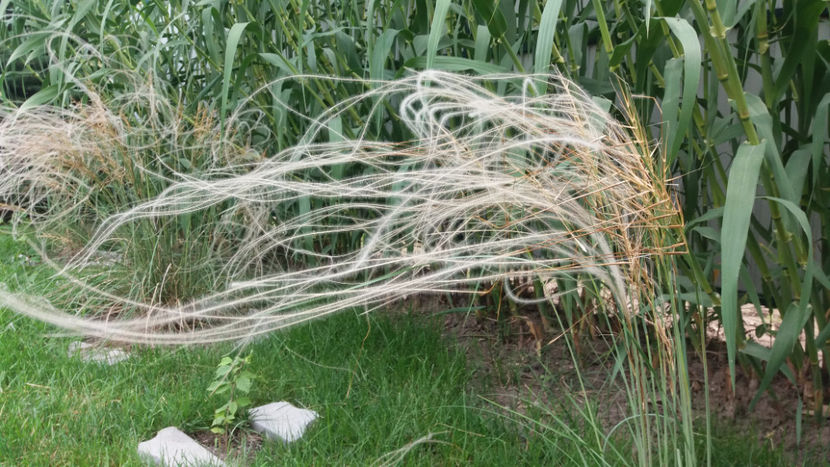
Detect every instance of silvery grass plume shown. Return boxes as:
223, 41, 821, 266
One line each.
0, 71, 680, 345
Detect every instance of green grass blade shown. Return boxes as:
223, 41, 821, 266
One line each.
754, 304, 807, 399
590, 0, 613, 55
7, 34, 48, 66
365, 0, 377, 73
59, 0, 96, 63
717, 0, 738, 27
751, 196, 816, 408
771, 1, 824, 103
19, 84, 59, 110
662, 17, 701, 166
809, 93, 830, 187
720, 141, 766, 388
370, 29, 398, 82
608, 35, 637, 68
745, 94, 797, 204
740, 341, 796, 384
201, 5, 223, 66
426, 0, 451, 69
473, 24, 491, 62
403, 56, 509, 74
732, 0, 755, 28
220, 21, 250, 130
661, 58, 682, 165
785, 149, 812, 200
685, 207, 725, 231
815, 318, 830, 348
259, 52, 299, 75
471, 0, 508, 38
534, 0, 563, 76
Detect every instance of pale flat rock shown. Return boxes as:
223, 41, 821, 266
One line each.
68, 341, 129, 365
137, 426, 223, 466
249, 401, 318, 442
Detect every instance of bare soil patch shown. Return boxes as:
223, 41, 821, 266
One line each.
402, 295, 830, 463
191, 429, 263, 463
690, 341, 830, 462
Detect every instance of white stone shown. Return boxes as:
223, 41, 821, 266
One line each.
249, 401, 318, 443
137, 426, 223, 466
67, 341, 129, 365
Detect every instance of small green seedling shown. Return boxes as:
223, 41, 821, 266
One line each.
207, 352, 254, 435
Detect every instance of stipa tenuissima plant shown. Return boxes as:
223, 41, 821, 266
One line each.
0, 71, 681, 345
0, 73, 261, 307
0, 71, 694, 465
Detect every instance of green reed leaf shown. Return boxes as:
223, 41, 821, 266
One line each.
721, 141, 765, 388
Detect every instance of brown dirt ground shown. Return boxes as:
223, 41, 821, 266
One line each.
404, 294, 830, 464
191, 428, 263, 464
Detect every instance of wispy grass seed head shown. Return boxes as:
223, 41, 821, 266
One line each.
0, 71, 681, 345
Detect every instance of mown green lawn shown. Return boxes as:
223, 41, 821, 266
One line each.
0, 231, 589, 465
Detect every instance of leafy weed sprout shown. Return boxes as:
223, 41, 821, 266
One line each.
207, 352, 254, 437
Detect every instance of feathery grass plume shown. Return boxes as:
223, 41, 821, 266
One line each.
0, 70, 263, 308
0, 71, 681, 345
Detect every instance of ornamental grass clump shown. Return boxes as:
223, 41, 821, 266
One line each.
0, 71, 681, 345
0, 71, 696, 465
0, 78, 260, 309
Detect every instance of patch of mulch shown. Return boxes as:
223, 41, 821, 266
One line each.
434, 302, 631, 425
191, 429, 263, 463
399, 295, 830, 463
688, 340, 830, 462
